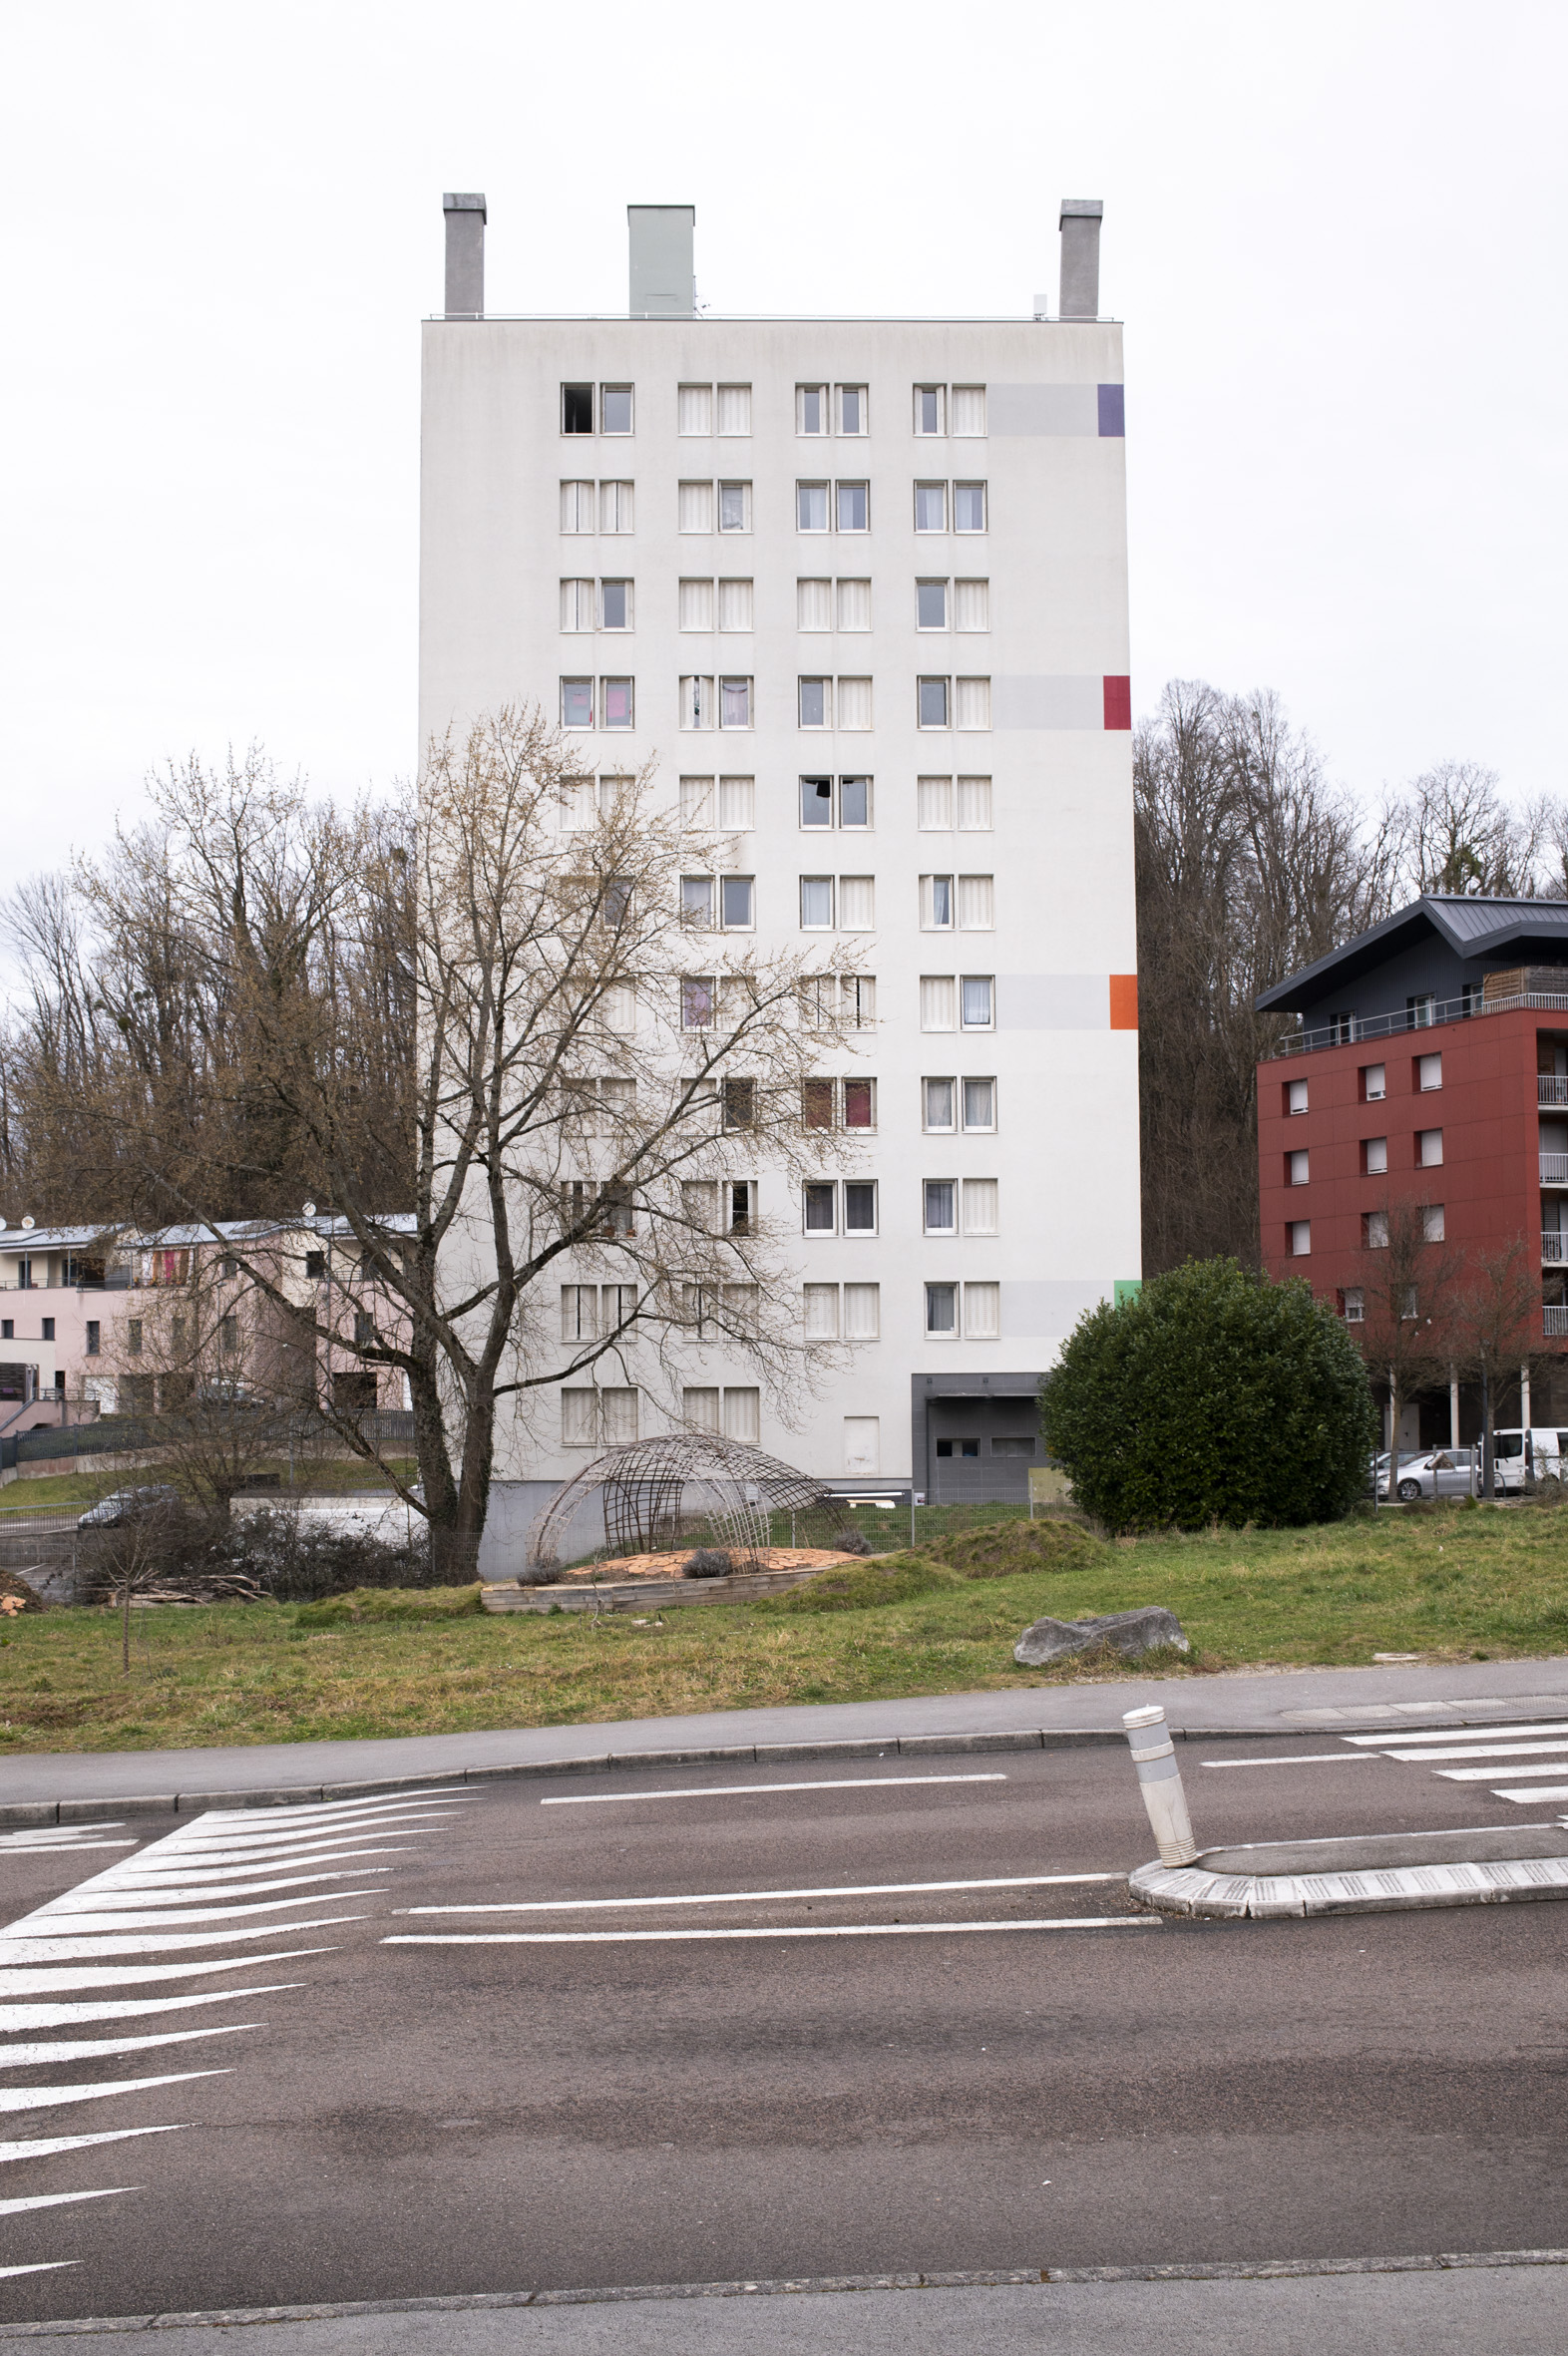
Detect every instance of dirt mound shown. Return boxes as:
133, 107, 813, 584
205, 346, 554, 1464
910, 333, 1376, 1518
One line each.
940, 1520, 1107, 1578
757, 1552, 962, 1614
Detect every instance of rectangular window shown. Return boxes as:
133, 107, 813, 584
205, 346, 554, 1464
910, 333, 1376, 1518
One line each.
839, 774, 870, 827
965, 1281, 1000, 1338
924, 1179, 958, 1235
719, 875, 754, 929
836, 578, 872, 630
1329, 1012, 1356, 1044
957, 775, 992, 830
1406, 992, 1435, 1027
924, 1077, 956, 1131
1364, 1136, 1387, 1175
961, 976, 994, 1028
919, 676, 951, 728
799, 676, 830, 728
1422, 1204, 1446, 1242
963, 1178, 999, 1236
719, 676, 752, 728
562, 383, 594, 434
1362, 1062, 1386, 1102
600, 386, 632, 435
716, 384, 752, 435
718, 481, 751, 532
844, 1180, 878, 1233
681, 674, 714, 729
681, 976, 716, 1030
919, 775, 954, 829
681, 1180, 718, 1234
1343, 1286, 1365, 1324
954, 482, 987, 532
561, 1285, 598, 1343
955, 677, 991, 730
923, 874, 955, 929
804, 1181, 837, 1234
797, 578, 832, 629
801, 774, 833, 828
797, 384, 828, 435
598, 480, 633, 532
954, 579, 989, 630
925, 1281, 959, 1336
599, 580, 631, 629
561, 480, 594, 532
803, 1077, 836, 1130
838, 875, 875, 930
804, 1283, 840, 1341
562, 1388, 598, 1445
914, 482, 948, 533
1363, 1210, 1389, 1250
682, 1384, 720, 1429
838, 385, 867, 434
918, 580, 949, 629
678, 383, 713, 436
561, 578, 594, 630
717, 578, 753, 631
797, 481, 829, 532
128, 1319, 143, 1354
679, 578, 715, 630
83, 1320, 99, 1355
600, 982, 635, 1032
679, 774, 714, 827
1288, 1149, 1310, 1185
963, 1076, 995, 1130
718, 775, 754, 829
915, 386, 946, 436
679, 480, 714, 533
844, 1282, 880, 1339
921, 975, 957, 1030
722, 1077, 756, 1130
951, 385, 986, 436
601, 1387, 637, 1445
600, 677, 633, 729
561, 677, 594, 729
1418, 1052, 1443, 1091
957, 874, 994, 929
1287, 1077, 1309, 1114
836, 480, 869, 532
1418, 1127, 1443, 1166
837, 676, 872, 729
843, 1078, 875, 1129
727, 1180, 755, 1231
800, 876, 834, 929
1289, 1220, 1312, 1256
681, 875, 714, 928
721, 1386, 760, 1443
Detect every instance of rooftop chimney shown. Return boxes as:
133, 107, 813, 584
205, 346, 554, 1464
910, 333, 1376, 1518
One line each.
443, 193, 486, 318
628, 204, 695, 319
1058, 198, 1103, 320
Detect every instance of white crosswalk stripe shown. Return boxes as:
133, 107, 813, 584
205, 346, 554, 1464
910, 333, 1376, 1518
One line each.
1340, 1721, 1568, 1806
0, 1789, 472, 2288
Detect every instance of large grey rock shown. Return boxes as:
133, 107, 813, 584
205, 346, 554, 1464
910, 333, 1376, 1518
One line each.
1012, 1604, 1189, 1668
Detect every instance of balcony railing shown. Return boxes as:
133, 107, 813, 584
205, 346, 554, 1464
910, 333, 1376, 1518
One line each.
1268, 988, 1568, 1061
1542, 1155, 1568, 1186
1541, 1075, 1568, 1106
1545, 1233, 1568, 1264
1546, 1305, 1568, 1338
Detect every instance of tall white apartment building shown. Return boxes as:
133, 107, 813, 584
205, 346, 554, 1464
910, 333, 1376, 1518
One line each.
419, 199, 1140, 1534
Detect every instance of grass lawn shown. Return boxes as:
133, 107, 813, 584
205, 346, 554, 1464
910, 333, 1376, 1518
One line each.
1, 1501, 1566, 1757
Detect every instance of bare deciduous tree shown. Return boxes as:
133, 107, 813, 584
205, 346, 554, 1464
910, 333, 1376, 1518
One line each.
1354, 1198, 1463, 1502
1450, 1238, 1546, 1497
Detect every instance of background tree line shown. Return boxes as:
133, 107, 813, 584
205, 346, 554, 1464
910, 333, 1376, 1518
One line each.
1135, 680, 1568, 1273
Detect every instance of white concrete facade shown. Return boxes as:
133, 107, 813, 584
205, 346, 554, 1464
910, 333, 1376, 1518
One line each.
418, 227, 1140, 1506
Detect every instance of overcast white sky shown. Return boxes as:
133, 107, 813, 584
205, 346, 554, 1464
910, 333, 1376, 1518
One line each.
2, 0, 1563, 881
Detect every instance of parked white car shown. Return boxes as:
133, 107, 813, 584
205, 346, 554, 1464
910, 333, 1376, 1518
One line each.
1488, 1429, 1568, 1494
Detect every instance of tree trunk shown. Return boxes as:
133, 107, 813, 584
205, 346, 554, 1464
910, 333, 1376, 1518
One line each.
1385, 1368, 1401, 1504
1481, 1364, 1494, 1499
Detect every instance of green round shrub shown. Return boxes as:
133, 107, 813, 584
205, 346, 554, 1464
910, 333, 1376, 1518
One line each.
1040, 1259, 1375, 1534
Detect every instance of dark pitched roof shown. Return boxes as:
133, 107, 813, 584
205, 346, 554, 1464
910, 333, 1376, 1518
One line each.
1256, 895, 1568, 1013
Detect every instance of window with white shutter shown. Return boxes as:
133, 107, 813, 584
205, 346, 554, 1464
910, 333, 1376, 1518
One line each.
679, 775, 715, 827
921, 976, 957, 1030
957, 875, 994, 930
919, 776, 954, 830
957, 776, 992, 830
679, 481, 714, 533
561, 580, 594, 631
717, 579, 753, 631
561, 481, 594, 533
955, 677, 991, 730
964, 1282, 1000, 1338
679, 579, 715, 630
843, 1284, 880, 1341
600, 1388, 638, 1445
836, 676, 872, 729
838, 876, 875, 930
716, 384, 752, 435
598, 481, 634, 532
680, 675, 715, 730
804, 1284, 840, 1342
561, 1390, 599, 1446
963, 1178, 999, 1235
836, 579, 872, 630
718, 776, 755, 829
678, 384, 713, 436
954, 579, 989, 630
682, 1385, 720, 1430
951, 386, 986, 436
797, 579, 832, 630
721, 1387, 760, 1442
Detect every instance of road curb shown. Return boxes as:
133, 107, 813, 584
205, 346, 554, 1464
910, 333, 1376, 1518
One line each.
7, 1707, 1568, 1826
0, 2247, 1563, 2334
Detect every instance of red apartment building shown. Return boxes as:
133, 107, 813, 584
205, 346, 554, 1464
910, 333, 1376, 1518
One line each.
1257, 894, 1568, 1445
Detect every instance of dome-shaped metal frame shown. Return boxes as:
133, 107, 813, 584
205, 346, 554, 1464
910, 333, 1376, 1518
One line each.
526, 1432, 840, 1576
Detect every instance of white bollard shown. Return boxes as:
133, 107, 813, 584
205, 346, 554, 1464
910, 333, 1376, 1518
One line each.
1122, 1704, 1198, 1866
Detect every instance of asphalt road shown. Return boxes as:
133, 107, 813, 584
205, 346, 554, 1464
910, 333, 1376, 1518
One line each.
0, 1727, 1565, 2332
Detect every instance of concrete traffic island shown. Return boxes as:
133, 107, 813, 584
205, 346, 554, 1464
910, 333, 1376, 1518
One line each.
1130, 1822, 1568, 1918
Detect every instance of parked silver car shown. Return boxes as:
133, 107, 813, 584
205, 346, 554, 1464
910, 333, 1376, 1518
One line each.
77, 1484, 183, 1530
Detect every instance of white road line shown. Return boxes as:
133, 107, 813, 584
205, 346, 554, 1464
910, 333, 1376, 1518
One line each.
400, 1871, 1125, 1916
386, 1916, 1161, 1946
0, 1986, 302, 2035
43, 1870, 395, 1909
0, 2127, 186, 2166
1491, 1785, 1568, 1802
1200, 1755, 1390, 1768
0, 2187, 136, 2216
0, 1946, 336, 1995
0, 1844, 137, 1856
0, 2026, 261, 2069
185, 1792, 472, 1820
540, 1774, 1008, 1806
1376, 1741, 1568, 1764
98, 1846, 422, 1877
20, 1893, 385, 1935
0, 2262, 79, 2279
1345, 1722, 1568, 1747
0, 2070, 229, 2117
0, 1917, 365, 1962
1435, 1763, 1568, 1782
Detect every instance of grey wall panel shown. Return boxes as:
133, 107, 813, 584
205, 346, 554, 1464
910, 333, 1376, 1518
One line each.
1001, 1280, 1111, 1335
996, 974, 1108, 1030
992, 674, 1103, 729
987, 383, 1099, 436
